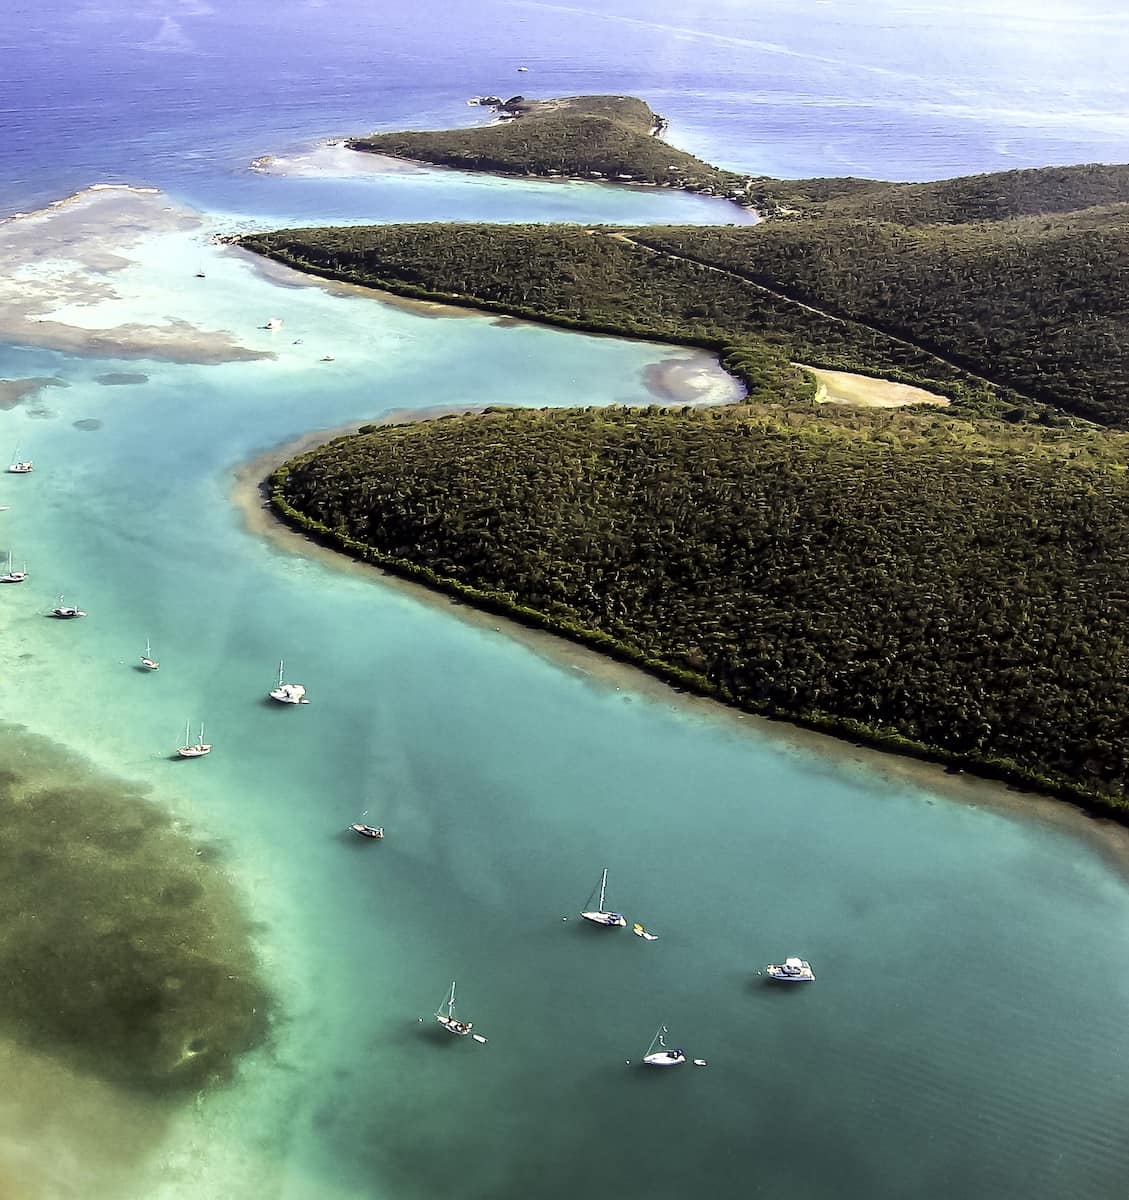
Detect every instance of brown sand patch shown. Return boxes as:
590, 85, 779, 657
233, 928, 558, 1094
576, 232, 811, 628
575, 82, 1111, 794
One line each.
798, 363, 950, 408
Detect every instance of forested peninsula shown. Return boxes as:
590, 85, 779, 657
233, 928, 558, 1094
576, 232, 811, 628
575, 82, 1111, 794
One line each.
270, 407, 1128, 814
240, 98, 1129, 814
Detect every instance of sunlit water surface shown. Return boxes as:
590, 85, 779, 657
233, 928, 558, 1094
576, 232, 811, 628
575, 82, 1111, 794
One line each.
2, 2, 1129, 1197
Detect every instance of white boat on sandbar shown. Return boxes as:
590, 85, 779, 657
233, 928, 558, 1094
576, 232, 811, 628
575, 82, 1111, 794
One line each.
1, 552, 28, 583
177, 720, 212, 758
434, 981, 473, 1036
140, 637, 159, 671
766, 956, 815, 982
269, 659, 308, 704
51, 594, 86, 618
579, 866, 627, 927
641, 1024, 687, 1068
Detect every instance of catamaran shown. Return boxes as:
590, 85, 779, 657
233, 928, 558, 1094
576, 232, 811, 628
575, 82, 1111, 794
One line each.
641, 1025, 687, 1068
579, 867, 627, 927
52, 595, 86, 618
0, 552, 28, 583
6, 448, 33, 474
766, 956, 815, 982
140, 637, 159, 671
269, 659, 308, 704
177, 721, 212, 758
434, 981, 473, 1036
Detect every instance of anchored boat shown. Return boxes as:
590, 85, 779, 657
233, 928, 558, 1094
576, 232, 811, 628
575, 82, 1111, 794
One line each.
177, 721, 212, 758
269, 659, 308, 704
579, 867, 627, 928
140, 637, 159, 671
641, 1025, 687, 1068
0, 552, 28, 583
51, 595, 86, 618
766, 956, 815, 982
434, 981, 473, 1036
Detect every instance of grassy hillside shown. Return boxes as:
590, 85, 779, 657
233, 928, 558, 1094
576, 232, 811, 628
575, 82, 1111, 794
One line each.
271, 405, 1129, 813
348, 94, 747, 197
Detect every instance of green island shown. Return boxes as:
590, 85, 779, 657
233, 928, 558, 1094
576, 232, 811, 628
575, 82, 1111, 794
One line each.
0, 726, 269, 1093
238, 95, 1129, 814
347, 94, 750, 200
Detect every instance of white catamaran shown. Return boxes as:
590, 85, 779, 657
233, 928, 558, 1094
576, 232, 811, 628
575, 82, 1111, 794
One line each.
434, 981, 473, 1036
641, 1025, 687, 1068
0, 552, 28, 583
177, 721, 212, 758
579, 867, 627, 927
51, 594, 86, 618
140, 637, 159, 671
269, 659, 308, 704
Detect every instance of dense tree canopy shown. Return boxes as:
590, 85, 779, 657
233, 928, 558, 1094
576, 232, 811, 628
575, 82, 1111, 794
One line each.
273, 406, 1129, 814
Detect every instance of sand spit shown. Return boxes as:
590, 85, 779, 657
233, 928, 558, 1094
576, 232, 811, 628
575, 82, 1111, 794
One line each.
0, 186, 272, 365
250, 140, 428, 179
799, 363, 950, 408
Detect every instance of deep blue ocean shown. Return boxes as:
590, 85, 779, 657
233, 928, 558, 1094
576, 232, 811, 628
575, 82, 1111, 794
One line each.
2, 0, 1128, 220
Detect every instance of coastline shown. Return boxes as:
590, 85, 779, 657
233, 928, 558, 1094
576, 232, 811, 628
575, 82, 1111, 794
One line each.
253, 137, 759, 221
231, 424, 1129, 877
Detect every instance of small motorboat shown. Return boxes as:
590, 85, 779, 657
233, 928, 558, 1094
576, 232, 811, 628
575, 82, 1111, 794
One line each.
350, 823, 384, 840
52, 595, 86, 618
642, 1025, 687, 1068
320, 355, 335, 362
766, 956, 815, 982
263, 317, 283, 331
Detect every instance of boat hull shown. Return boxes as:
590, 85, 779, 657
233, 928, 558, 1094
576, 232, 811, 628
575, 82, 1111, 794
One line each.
643, 1051, 687, 1067
436, 1015, 472, 1036
766, 961, 815, 982
177, 746, 212, 758
580, 911, 627, 927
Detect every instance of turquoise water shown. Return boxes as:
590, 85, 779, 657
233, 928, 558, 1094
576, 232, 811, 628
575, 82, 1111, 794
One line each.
3, 0, 1129, 1193
2, 188, 1129, 1199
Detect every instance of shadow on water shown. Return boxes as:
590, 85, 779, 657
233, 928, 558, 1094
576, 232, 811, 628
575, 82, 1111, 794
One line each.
0, 722, 271, 1099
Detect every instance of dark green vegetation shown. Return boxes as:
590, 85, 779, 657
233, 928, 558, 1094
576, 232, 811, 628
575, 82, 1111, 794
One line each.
242, 175, 1129, 425
0, 726, 268, 1094
239, 223, 996, 411
272, 406, 1129, 813
348, 94, 747, 198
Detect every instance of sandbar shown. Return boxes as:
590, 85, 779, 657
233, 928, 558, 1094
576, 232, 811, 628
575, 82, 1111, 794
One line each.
799, 363, 950, 408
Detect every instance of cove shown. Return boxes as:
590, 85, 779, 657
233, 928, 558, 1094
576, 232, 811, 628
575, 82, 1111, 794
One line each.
1, 184, 1128, 1200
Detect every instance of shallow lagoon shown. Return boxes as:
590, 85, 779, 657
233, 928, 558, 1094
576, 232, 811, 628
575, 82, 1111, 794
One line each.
2, 177, 1129, 1198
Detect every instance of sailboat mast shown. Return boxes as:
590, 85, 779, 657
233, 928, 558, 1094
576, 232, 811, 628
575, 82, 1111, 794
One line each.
184, 720, 191, 746
448, 981, 457, 1017
598, 867, 608, 912
278, 659, 285, 687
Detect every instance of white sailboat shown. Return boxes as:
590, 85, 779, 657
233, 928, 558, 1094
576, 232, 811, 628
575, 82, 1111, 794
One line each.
177, 720, 212, 758
350, 808, 384, 839
6, 447, 33, 474
766, 956, 815, 982
579, 867, 627, 927
269, 659, 308, 704
641, 1025, 687, 1068
140, 637, 159, 671
51, 594, 86, 618
434, 981, 473, 1036
0, 551, 28, 583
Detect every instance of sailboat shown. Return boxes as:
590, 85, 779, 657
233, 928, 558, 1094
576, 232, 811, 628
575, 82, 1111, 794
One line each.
350, 808, 384, 839
0, 552, 28, 583
140, 637, 159, 671
269, 659, 308, 704
51, 594, 86, 618
6, 448, 33, 474
434, 981, 473, 1036
641, 1025, 687, 1068
579, 867, 627, 927
177, 720, 212, 758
